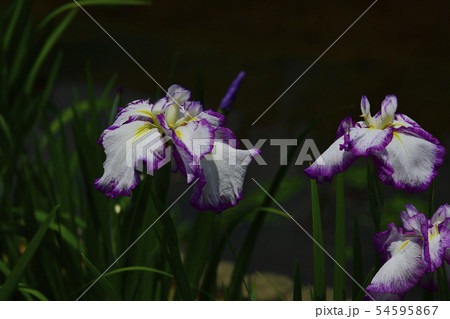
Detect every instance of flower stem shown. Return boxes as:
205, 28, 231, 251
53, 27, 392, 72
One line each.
367, 161, 383, 232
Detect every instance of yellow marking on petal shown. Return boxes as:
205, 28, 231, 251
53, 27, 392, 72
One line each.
175, 129, 182, 139
430, 224, 439, 241
396, 240, 410, 254
132, 124, 153, 142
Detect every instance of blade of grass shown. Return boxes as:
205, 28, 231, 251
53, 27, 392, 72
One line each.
333, 173, 345, 300
80, 253, 122, 300
24, 9, 77, 93
0, 205, 58, 300
355, 267, 375, 301
352, 214, 363, 300
3, 0, 24, 49
311, 178, 326, 300
39, 0, 151, 29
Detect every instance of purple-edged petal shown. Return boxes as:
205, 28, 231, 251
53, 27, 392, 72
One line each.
95, 121, 162, 197
336, 116, 355, 139
159, 114, 215, 183
219, 71, 245, 111
197, 109, 226, 127
367, 224, 425, 295
304, 135, 357, 182
401, 212, 427, 236
422, 219, 450, 272
167, 84, 190, 106
373, 128, 445, 193
365, 292, 404, 301
431, 204, 450, 225
113, 99, 153, 126
190, 132, 260, 213
377, 95, 398, 127
347, 126, 393, 157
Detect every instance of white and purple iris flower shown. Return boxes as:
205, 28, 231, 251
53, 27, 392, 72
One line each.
95, 84, 260, 213
305, 95, 445, 193
366, 204, 450, 300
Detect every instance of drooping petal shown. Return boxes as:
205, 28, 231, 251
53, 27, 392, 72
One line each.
159, 114, 215, 183
347, 126, 393, 157
367, 224, 425, 296
373, 128, 445, 193
190, 132, 260, 212
95, 121, 165, 197
304, 135, 357, 182
422, 219, 450, 272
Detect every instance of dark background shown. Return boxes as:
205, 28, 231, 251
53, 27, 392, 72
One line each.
32, 0, 450, 296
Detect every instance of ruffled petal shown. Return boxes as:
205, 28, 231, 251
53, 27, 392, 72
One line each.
347, 126, 393, 157
431, 204, 450, 225
190, 133, 260, 212
373, 128, 445, 193
159, 114, 215, 183
167, 84, 190, 106
95, 121, 165, 197
113, 99, 153, 126
367, 224, 425, 296
197, 109, 226, 127
400, 208, 426, 235
304, 135, 357, 182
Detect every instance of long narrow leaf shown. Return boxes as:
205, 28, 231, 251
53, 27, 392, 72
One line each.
333, 173, 345, 300
0, 205, 58, 300
24, 9, 77, 93
311, 178, 326, 300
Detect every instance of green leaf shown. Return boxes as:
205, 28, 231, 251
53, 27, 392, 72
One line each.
25, 9, 77, 93
355, 267, 375, 301
79, 253, 122, 301
0, 205, 58, 300
293, 260, 302, 301
352, 214, 363, 300
311, 178, 326, 300
333, 173, 346, 300
104, 266, 173, 279
18, 286, 48, 301
39, 0, 152, 29
3, 0, 25, 49
255, 271, 286, 301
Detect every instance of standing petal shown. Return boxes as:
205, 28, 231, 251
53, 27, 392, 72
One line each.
367, 224, 425, 296
304, 135, 357, 182
373, 128, 445, 193
167, 84, 191, 106
422, 219, 450, 272
190, 131, 260, 212
219, 71, 245, 111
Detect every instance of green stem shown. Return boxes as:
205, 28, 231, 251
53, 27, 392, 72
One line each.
333, 173, 346, 300
367, 161, 383, 232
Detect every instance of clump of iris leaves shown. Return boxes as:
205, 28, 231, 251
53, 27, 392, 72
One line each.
0, 0, 448, 301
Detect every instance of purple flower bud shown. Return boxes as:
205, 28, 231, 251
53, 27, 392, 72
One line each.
219, 71, 245, 111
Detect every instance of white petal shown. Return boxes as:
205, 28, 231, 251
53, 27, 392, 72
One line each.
95, 121, 164, 197
347, 126, 393, 156
304, 135, 356, 182
191, 141, 260, 212
374, 130, 444, 192
367, 233, 425, 295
